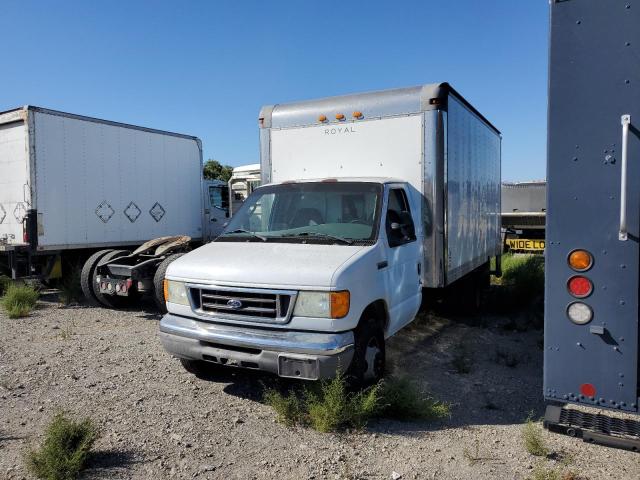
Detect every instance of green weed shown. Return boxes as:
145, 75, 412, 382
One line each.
2, 283, 39, 318
25, 412, 98, 480
264, 374, 448, 433
522, 415, 548, 457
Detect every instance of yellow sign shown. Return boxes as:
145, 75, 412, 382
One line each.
507, 238, 545, 252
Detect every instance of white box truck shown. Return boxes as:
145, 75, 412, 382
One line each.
159, 83, 501, 382
0, 106, 230, 309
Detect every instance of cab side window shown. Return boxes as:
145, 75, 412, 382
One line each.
386, 188, 416, 247
209, 186, 229, 211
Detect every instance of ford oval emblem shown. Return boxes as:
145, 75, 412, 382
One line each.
227, 299, 242, 309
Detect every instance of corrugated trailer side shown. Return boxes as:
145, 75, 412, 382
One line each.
445, 94, 502, 284
30, 108, 204, 250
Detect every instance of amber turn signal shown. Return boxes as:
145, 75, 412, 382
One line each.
568, 249, 593, 271
318, 114, 327, 122
163, 279, 169, 302
335, 113, 345, 120
330, 291, 350, 318
352, 111, 363, 118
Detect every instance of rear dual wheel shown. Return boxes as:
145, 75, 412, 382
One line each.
80, 249, 114, 306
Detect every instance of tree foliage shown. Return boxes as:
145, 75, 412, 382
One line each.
203, 159, 233, 182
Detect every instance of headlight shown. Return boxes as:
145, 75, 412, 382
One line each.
164, 280, 190, 306
293, 291, 350, 319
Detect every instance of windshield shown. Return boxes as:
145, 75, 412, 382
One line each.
219, 182, 383, 244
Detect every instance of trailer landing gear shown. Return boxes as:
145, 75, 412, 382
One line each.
543, 404, 640, 452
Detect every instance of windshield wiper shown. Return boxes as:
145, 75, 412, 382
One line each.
221, 229, 267, 242
286, 232, 353, 245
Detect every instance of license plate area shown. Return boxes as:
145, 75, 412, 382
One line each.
278, 354, 319, 380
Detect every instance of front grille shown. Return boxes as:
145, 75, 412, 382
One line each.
191, 286, 294, 323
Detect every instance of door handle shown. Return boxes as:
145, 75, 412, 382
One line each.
619, 114, 631, 241
377, 261, 388, 270
211, 218, 217, 222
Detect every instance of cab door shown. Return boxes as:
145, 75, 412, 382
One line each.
204, 182, 229, 241
381, 185, 422, 336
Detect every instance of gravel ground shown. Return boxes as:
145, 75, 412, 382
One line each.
0, 294, 638, 480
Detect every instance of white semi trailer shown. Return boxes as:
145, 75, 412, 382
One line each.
0, 106, 230, 309
159, 83, 502, 383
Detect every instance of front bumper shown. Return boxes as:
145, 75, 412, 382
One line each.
159, 313, 354, 380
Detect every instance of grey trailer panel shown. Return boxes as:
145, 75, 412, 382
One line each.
445, 95, 502, 283
545, 0, 639, 413
502, 182, 546, 214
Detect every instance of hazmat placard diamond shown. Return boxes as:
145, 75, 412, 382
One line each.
149, 202, 165, 222
124, 202, 141, 223
95, 201, 115, 223
13, 202, 26, 222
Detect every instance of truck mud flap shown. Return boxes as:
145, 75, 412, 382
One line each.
543, 405, 640, 452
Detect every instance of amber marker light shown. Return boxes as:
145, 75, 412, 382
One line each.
330, 291, 350, 318
335, 113, 345, 120
568, 249, 593, 271
163, 279, 169, 302
318, 114, 327, 122
352, 111, 363, 118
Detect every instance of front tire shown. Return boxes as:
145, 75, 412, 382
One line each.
180, 358, 216, 377
347, 317, 385, 387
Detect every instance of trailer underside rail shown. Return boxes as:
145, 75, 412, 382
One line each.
543, 405, 640, 452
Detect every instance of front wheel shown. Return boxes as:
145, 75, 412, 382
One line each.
347, 317, 385, 387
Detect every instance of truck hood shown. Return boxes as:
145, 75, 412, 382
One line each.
166, 241, 369, 288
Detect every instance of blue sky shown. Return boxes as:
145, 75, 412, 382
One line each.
0, 1, 548, 181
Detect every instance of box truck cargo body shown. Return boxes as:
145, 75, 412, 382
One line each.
160, 83, 501, 382
260, 83, 502, 287
0, 106, 228, 308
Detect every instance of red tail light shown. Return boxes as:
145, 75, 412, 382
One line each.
23, 228, 29, 244
567, 275, 593, 298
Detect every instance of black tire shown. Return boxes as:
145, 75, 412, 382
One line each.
153, 253, 186, 312
93, 250, 134, 308
180, 358, 217, 378
80, 249, 114, 306
346, 317, 386, 387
